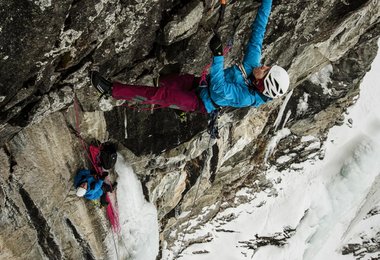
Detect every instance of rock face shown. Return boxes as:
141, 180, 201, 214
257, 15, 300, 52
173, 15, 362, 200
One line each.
0, 0, 379, 259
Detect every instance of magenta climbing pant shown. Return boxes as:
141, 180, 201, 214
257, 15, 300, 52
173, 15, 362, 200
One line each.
112, 74, 206, 113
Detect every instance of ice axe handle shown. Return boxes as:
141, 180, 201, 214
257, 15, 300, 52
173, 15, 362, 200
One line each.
214, 1, 227, 31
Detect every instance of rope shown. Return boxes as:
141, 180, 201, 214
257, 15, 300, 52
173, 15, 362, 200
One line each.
105, 193, 120, 233
73, 96, 99, 171
108, 218, 120, 260
177, 135, 213, 256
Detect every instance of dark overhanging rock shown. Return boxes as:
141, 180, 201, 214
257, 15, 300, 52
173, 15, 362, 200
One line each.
105, 106, 208, 156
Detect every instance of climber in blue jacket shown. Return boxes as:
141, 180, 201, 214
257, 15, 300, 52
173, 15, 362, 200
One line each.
74, 169, 116, 205
91, 0, 289, 114
200, 0, 290, 113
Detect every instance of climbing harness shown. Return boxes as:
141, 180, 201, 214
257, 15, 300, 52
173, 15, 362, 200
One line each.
199, 33, 232, 137
200, 39, 232, 139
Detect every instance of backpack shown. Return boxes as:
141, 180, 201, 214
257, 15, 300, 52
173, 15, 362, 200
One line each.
99, 142, 117, 170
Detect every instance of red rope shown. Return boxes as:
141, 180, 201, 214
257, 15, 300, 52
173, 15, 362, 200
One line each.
106, 195, 121, 233
73, 96, 102, 173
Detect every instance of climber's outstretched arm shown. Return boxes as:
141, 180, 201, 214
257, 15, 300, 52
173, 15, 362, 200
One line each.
242, 0, 273, 75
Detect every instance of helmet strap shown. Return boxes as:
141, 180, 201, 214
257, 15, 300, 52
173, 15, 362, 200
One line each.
255, 79, 265, 93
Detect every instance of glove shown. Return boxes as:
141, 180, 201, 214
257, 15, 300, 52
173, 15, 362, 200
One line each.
209, 33, 223, 56
99, 171, 109, 180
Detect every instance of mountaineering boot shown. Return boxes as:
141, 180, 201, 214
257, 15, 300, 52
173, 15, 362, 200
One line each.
90, 71, 112, 96
100, 194, 109, 207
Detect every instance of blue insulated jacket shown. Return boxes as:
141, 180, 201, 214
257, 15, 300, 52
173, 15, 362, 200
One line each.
74, 169, 104, 200
200, 0, 273, 113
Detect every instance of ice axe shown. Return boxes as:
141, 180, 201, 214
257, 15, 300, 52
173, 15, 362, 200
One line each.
213, 0, 227, 32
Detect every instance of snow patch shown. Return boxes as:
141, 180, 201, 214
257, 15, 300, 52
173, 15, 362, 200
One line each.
296, 92, 310, 116
305, 140, 321, 150
274, 89, 293, 131
276, 154, 296, 164
309, 64, 333, 95
301, 135, 318, 142
264, 128, 291, 163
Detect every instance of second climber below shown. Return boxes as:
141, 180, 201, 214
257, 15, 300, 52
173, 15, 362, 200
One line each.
74, 169, 117, 206
90, 0, 290, 114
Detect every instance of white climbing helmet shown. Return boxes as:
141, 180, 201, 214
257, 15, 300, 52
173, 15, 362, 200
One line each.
76, 187, 87, 197
262, 65, 290, 99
